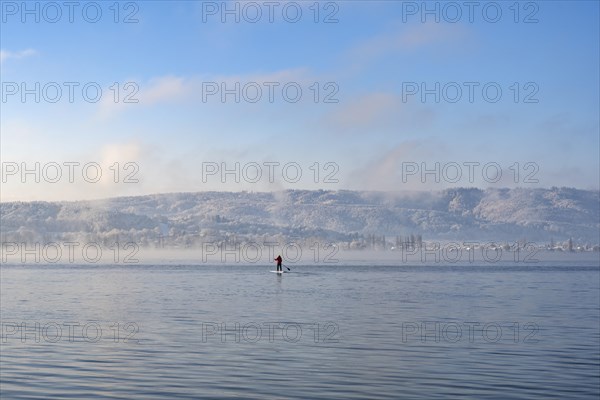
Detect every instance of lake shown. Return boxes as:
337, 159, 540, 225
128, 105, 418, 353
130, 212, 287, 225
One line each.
1, 263, 599, 399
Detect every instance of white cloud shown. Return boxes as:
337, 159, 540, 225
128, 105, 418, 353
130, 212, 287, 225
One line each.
348, 141, 437, 191
324, 93, 399, 131
348, 22, 470, 68
0, 49, 36, 64
95, 68, 314, 119
96, 75, 187, 119
321, 91, 436, 135
143, 76, 187, 104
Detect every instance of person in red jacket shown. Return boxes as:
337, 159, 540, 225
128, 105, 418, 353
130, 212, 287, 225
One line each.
274, 255, 283, 272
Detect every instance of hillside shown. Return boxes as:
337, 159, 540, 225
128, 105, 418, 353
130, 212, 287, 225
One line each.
1, 188, 598, 247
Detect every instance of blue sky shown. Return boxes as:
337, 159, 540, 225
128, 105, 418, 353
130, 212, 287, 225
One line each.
1, 0, 599, 201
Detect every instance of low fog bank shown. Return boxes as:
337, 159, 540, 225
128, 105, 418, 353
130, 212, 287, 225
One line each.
2, 246, 598, 268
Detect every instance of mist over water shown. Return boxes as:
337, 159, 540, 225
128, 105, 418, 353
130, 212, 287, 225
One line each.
2, 263, 599, 399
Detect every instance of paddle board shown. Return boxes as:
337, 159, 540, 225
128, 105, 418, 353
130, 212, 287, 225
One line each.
270, 270, 287, 274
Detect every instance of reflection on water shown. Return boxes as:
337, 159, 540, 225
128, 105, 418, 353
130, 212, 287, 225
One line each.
1, 264, 599, 399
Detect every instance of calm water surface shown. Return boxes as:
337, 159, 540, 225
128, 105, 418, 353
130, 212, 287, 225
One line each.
1, 264, 599, 399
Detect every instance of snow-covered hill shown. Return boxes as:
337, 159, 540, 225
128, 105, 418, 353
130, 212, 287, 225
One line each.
1, 188, 598, 246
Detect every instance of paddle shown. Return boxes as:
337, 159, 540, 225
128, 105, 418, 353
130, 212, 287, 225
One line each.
276, 264, 291, 272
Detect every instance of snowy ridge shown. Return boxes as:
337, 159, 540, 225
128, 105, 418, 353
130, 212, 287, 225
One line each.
1, 187, 598, 246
